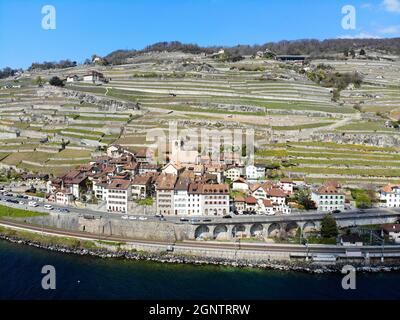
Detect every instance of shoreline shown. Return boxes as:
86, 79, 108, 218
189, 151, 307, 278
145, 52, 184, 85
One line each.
1, 232, 400, 274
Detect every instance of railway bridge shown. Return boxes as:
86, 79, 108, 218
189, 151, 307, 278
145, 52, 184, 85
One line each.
189, 210, 400, 241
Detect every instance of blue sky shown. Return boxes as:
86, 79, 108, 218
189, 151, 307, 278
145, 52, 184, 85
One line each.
0, 0, 399, 69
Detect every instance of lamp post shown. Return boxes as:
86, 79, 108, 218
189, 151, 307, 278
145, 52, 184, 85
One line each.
305, 241, 309, 262
381, 230, 385, 263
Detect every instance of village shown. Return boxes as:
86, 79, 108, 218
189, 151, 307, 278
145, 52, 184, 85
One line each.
5, 140, 394, 222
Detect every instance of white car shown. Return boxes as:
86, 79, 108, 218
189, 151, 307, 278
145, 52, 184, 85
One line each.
28, 201, 39, 207
139, 217, 148, 221
19, 201, 25, 205
121, 215, 129, 220
44, 205, 54, 210
129, 216, 137, 220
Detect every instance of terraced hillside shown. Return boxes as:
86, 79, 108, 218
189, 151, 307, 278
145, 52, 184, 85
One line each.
1, 51, 399, 185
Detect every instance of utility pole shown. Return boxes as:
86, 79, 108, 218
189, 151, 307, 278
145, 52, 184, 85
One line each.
305, 241, 309, 262
299, 226, 303, 245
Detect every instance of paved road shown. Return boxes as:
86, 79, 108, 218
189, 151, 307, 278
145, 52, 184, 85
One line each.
1, 190, 400, 226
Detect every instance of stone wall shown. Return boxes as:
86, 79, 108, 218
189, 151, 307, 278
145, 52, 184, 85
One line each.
310, 132, 400, 148
25, 214, 193, 242
37, 86, 141, 112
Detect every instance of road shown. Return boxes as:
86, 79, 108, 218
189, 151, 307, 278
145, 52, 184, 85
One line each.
1, 190, 400, 226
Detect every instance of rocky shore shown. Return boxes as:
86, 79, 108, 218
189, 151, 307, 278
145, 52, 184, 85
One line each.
1, 233, 400, 274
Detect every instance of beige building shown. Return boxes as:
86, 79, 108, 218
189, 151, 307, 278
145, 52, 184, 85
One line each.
156, 174, 178, 215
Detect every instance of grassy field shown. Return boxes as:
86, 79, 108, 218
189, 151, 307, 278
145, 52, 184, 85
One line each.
0, 205, 47, 218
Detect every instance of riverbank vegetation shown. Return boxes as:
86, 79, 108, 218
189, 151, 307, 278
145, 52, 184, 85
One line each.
0, 225, 98, 249
0, 205, 47, 218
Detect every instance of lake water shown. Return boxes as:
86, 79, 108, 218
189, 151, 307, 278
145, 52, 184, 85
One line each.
1, 240, 400, 300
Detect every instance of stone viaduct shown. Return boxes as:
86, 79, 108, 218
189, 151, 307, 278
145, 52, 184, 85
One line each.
190, 210, 400, 241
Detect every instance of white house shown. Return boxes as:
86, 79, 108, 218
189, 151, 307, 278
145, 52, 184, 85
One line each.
246, 164, 266, 180
224, 165, 244, 181
202, 184, 230, 216
311, 184, 345, 212
173, 178, 191, 215
244, 196, 258, 212
55, 190, 74, 206
258, 199, 274, 215
187, 183, 230, 216
107, 145, 125, 158
105, 179, 131, 213
278, 179, 295, 194
232, 178, 249, 192
93, 181, 107, 201
340, 234, 363, 247
233, 196, 246, 214
83, 71, 106, 84
66, 75, 79, 83
265, 188, 287, 206
379, 184, 400, 208
162, 162, 185, 176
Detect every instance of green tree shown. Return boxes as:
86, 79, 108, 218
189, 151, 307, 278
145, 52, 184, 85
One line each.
49, 76, 64, 87
355, 193, 371, 208
293, 189, 317, 210
320, 214, 338, 238
351, 189, 373, 209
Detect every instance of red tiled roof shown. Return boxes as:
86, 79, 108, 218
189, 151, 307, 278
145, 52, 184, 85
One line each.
131, 175, 152, 185
381, 184, 400, 193
155, 174, 177, 190
262, 199, 273, 207
266, 188, 287, 198
188, 183, 229, 194
245, 196, 257, 205
106, 179, 131, 190
316, 185, 344, 195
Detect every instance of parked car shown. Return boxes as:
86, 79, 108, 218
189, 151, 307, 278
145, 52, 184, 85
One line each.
129, 216, 137, 220
44, 205, 54, 210
180, 218, 189, 222
332, 210, 342, 214
121, 215, 129, 220
139, 217, 148, 221
28, 201, 39, 207
222, 215, 232, 219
